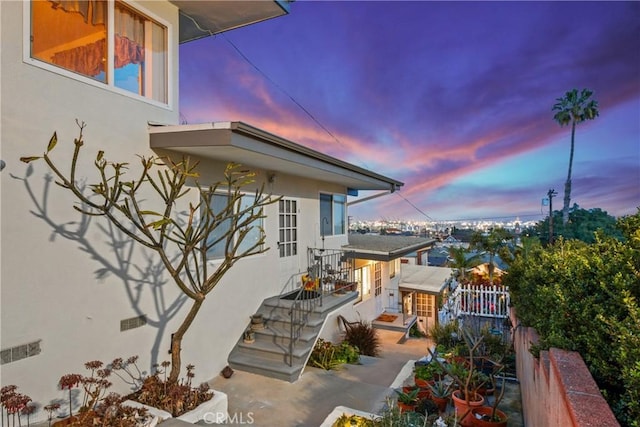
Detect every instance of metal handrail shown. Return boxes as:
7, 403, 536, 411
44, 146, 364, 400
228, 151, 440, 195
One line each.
286, 248, 355, 366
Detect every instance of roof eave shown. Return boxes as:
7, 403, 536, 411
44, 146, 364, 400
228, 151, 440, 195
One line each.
171, 0, 292, 44
149, 122, 404, 192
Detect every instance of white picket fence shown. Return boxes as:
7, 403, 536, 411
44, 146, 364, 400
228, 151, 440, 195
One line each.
449, 283, 510, 319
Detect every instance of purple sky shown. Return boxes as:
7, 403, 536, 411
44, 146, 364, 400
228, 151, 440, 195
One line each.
179, 1, 640, 222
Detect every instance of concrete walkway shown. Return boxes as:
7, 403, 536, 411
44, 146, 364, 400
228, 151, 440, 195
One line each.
207, 330, 430, 426
205, 329, 524, 426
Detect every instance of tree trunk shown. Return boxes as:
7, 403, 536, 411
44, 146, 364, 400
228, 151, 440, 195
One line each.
563, 179, 572, 225
168, 294, 205, 384
563, 121, 577, 224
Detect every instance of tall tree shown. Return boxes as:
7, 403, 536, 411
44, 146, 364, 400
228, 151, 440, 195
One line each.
552, 88, 600, 224
22, 123, 278, 383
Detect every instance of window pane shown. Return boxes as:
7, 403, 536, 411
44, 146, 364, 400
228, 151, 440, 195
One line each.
320, 194, 332, 236
333, 195, 346, 235
206, 194, 263, 258
149, 19, 167, 102
31, 0, 107, 81
114, 2, 167, 102
237, 196, 262, 253
206, 194, 230, 259
279, 198, 297, 258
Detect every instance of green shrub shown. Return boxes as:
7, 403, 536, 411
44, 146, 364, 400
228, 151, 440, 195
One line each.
428, 320, 461, 350
335, 341, 360, 364
307, 339, 342, 370
307, 339, 361, 370
409, 323, 425, 338
506, 209, 640, 426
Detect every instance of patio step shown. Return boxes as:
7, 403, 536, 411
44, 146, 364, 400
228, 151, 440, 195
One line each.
228, 291, 358, 382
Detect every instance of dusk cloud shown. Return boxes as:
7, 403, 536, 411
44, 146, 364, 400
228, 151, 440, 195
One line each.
180, 1, 640, 222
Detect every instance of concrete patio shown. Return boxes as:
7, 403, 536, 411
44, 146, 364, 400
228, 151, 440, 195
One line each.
200, 329, 524, 426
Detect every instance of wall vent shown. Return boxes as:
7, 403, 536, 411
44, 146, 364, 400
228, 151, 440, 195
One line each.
120, 315, 147, 332
0, 340, 42, 365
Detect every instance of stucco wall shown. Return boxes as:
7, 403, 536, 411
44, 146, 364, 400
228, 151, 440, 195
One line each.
509, 309, 620, 427
1, 1, 181, 421
0, 1, 354, 422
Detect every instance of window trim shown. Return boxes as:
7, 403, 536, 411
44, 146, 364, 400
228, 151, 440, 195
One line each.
23, 0, 174, 109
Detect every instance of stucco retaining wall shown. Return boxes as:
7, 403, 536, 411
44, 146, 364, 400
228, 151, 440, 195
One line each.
509, 309, 619, 426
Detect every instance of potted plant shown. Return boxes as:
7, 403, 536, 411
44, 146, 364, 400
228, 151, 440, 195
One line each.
428, 380, 452, 413
403, 385, 430, 401
429, 329, 486, 427
471, 376, 508, 427
394, 387, 419, 413
414, 362, 444, 388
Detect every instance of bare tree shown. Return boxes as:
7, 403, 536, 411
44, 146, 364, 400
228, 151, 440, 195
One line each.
21, 122, 278, 383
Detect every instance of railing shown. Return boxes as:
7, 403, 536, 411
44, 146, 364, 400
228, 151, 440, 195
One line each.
287, 248, 355, 366
451, 283, 510, 318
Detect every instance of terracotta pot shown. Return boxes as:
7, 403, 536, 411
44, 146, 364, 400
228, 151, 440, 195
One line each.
414, 377, 432, 389
397, 401, 417, 413
470, 407, 508, 427
417, 388, 431, 400
452, 390, 485, 427
431, 395, 449, 413
402, 386, 418, 394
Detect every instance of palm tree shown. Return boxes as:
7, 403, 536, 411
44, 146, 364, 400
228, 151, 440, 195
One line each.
447, 246, 480, 283
552, 88, 599, 224
470, 228, 512, 285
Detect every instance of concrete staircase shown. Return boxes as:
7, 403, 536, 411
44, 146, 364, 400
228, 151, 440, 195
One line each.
227, 290, 358, 382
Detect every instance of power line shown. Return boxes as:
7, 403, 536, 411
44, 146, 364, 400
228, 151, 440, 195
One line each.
223, 34, 343, 148
222, 33, 440, 223
394, 192, 434, 221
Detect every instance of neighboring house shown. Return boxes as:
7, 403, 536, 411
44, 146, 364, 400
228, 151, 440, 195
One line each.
426, 246, 450, 267
441, 235, 463, 247
317, 235, 452, 339
0, 0, 409, 419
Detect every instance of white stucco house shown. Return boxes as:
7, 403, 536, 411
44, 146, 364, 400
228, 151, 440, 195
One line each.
0, 1, 451, 421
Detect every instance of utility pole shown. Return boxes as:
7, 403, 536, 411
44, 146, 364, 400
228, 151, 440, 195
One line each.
548, 189, 557, 245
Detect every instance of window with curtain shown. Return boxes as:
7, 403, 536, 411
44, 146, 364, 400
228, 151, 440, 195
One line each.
30, 0, 167, 103
319, 193, 346, 236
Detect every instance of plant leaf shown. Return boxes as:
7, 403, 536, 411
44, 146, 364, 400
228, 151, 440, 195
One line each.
47, 132, 58, 153
147, 218, 172, 230
20, 156, 41, 163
